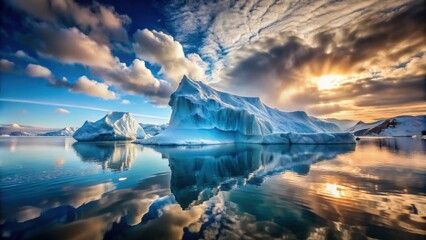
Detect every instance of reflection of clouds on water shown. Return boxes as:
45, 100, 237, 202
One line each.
13, 206, 41, 223
154, 144, 355, 208
9, 139, 17, 152
55, 158, 65, 167
127, 203, 205, 240
27, 214, 115, 240
64, 137, 73, 151
72, 141, 139, 171
260, 139, 426, 236
277, 171, 426, 236
20, 173, 171, 239
199, 193, 293, 240
0, 137, 74, 150
1, 182, 115, 223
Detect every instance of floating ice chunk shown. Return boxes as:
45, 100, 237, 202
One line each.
74, 112, 146, 141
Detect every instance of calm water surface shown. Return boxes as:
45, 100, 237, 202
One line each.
0, 137, 425, 240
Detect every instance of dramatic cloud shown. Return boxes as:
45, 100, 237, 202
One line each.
7, 0, 130, 44
55, 108, 70, 114
163, 0, 425, 120
20, 22, 189, 104
0, 59, 15, 72
98, 59, 173, 105
70, 76, 117, 100
22, 23, 118, 69
3, 0, 424, 120
216, 0, 426, 119
26, 64, 52, 78
134, 29, 206, 83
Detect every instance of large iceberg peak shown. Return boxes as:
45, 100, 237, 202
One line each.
168, 76, 274, 135
73, 111, 146, 141
167, 76, 341, 136
136, 76, 354, 145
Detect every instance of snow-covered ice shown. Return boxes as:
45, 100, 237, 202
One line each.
73, 112, 146, 141
136, 76, 355, 145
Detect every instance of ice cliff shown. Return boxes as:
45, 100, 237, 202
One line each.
73, 112, 146, 141
137, 76, 355, 145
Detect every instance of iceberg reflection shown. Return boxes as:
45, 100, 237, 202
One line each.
72, 141, 139, 171
153, 144, 355, 208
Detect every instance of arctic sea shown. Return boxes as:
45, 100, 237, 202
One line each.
0, 137, 425, 239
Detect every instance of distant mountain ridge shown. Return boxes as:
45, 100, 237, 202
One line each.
347, 115, 425, 136
0, 124, 78, 136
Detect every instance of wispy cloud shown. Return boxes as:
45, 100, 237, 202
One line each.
0, 98, 169, 120
55, 108, 70, 114
121, 99, 130, 105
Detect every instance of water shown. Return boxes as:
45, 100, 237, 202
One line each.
0, 137, 425, 240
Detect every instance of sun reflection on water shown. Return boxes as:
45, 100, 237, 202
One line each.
323, 183, 347, 198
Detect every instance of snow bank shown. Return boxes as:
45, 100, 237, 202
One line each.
73, 112, 146, 141
136, 76, 354, 145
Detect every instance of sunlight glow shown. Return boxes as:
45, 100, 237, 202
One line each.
315, 75, 348, 90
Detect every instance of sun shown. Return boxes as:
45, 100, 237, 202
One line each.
315, 74, 347, 90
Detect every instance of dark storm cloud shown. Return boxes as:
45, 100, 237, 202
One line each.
226, 0, 426, 109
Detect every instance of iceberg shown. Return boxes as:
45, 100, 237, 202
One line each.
73, 112, 146, 141
136, 76, 355, 145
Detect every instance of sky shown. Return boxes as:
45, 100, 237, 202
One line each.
0, 0, 425, 128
